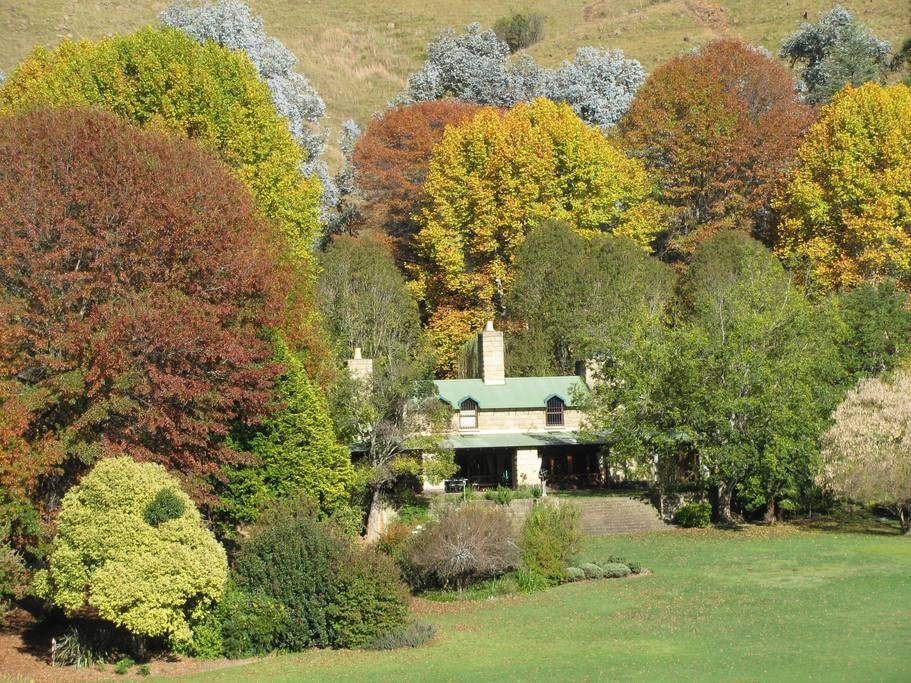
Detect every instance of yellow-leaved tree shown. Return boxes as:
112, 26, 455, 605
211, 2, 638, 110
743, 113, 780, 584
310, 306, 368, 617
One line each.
412, 98, 663, 374
774, 83, 911, 294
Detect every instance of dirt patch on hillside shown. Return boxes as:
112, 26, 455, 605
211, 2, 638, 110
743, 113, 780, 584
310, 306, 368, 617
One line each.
684, 0, 729, 33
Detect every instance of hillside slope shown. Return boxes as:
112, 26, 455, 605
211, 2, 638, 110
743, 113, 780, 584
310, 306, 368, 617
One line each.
1, 1, 907, 133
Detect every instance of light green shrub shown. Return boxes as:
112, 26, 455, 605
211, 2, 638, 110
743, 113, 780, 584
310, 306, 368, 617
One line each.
600, 562, 632, 578
519, 501, 582, 580
580, 562, 604, 579
565, 566, 586, 581
673, 501, 712, 528
38, 457, 227, 646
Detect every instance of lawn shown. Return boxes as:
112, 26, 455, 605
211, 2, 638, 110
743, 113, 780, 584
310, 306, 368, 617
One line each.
173, 525, 911, 682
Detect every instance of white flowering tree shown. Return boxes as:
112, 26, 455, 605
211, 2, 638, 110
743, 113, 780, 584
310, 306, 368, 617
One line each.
820, 370, 911, 533
401, 23, 643, 128
161, 0, 339, 212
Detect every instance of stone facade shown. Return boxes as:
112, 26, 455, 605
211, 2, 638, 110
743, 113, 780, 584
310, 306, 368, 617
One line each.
449, 407, 583, 432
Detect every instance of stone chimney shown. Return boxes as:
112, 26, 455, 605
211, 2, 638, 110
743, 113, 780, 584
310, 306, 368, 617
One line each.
478, 321, 505, 385
347, 347, 373, 380
575, 359, 601, 389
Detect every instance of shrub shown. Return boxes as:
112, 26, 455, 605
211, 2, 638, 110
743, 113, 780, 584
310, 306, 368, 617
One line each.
142, 489, 187, 527
0, 542, 26, 616
403, 504, 519, 590
493, 11, 545, 51
531, 485, 543, 499
183, 583, 289, 659
364, 621, 436, 651
673, 502, 713, 528
580, 563, 605, 580
38, 458, 227, 647
327, 546, 410, 649
232, 496, 344, 650
138, 664, 150, 676
519, 502, 582, 581
514, 569, 551, 593
600, 562, 632, 579
601, 555, 643, 575
565, 567, 586, 581
114, 657, 135, 675
494, 486, 513, 505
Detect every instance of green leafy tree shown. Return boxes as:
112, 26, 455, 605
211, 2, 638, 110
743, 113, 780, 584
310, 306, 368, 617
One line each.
676, 233, 843, 522
219, 336, 355, 530
835, 281, 911, 381
35, 457, 227, 646
319, 237, 454, 540
504, 220, 674, 376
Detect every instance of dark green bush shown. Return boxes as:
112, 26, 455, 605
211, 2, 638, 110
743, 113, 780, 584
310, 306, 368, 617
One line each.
600, 562, 632, 578
327, 546, 410, 649
185, 583, 290, 659
233, 496, 345, 650
601, 555, 643, 575
114, 657, 134, 675
673, 501, 712, 528
142, 488, 186, 527
519, 502, 581, 581
0, 542, 26, 615
364, 621, 436, 650
493, 10, 545, 51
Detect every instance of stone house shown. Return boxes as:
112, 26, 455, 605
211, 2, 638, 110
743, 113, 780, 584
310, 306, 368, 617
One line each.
428, 321, 606, 491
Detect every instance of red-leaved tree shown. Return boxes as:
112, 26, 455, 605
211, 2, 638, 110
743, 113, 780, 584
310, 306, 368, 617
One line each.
0, 107, 292, 509
352, 100, 482, 264
619, 39, 815, 261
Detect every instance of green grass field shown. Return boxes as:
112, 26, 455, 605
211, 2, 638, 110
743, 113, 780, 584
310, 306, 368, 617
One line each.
2, 1, 908, 138
173, 525, 911, 682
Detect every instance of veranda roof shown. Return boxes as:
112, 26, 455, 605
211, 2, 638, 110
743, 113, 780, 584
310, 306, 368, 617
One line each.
441, 430, 606, 450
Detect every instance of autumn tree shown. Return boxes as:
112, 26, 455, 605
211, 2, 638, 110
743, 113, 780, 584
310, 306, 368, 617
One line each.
318, 237, 454, 540
780, 6, 891, 104
774, 82, 911, 294
619, 39, 814, 260
0, 27, 322, 263
414, 98, 663, 374
0, 108, 292, 517
820, 370, 911, 533
352, 100, 482, 264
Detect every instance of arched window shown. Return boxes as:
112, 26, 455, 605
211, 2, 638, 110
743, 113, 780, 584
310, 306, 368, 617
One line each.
459, 398, 479, 430
546, 396, 565, 427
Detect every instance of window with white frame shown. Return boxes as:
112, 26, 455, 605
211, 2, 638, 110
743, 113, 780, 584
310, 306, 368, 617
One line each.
546, 396, 565, 427
459, 398, 479, 430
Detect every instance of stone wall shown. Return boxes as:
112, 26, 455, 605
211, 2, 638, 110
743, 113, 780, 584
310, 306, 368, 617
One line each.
448, 407, 583, 432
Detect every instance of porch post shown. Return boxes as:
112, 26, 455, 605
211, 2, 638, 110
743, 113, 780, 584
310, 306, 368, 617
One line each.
515, 448, 542, 490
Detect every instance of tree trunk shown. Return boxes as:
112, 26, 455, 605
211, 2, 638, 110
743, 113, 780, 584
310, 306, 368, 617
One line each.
763, 498, 777, 524
899, 504, 911, 535
717, 482, 734, 525
364, 487, 384, 543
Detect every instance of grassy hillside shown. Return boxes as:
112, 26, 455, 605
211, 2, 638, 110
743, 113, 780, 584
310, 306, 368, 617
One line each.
1, 1, 907, 137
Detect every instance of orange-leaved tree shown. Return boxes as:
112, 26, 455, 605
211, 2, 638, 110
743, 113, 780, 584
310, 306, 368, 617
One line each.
352, 100, 483, 265
412, 98, 662, 374
774, 82, 911, 294
619, 39, 815, 261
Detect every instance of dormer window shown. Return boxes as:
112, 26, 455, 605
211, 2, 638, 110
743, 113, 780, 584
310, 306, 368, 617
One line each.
459, 398, 479, 430
546, 396, 565, 427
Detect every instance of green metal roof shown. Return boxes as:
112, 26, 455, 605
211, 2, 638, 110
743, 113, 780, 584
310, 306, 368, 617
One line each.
442, 431, 604, 449
434, 376, 588, 410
